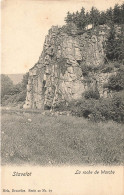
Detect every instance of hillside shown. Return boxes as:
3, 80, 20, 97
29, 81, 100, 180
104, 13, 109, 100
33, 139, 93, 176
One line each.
6, 74, 24, 84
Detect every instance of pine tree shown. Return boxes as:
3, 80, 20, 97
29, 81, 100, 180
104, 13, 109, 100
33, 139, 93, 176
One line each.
85, 11, 90, 26
78, 7, 86, 29
106, 7, 113, 25
64, 12, 73, 24
116, 26, 124, 61
120, 3, 124, 24
113, 4, 121, 24
99, 11, 106, 25
106, 25, 123, 61
105, 24, 116, 60
90, 7, 100, 27
64, 3, 124, 29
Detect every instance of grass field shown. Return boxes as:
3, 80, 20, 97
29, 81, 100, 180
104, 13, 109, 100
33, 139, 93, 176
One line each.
1, 109, 124, 166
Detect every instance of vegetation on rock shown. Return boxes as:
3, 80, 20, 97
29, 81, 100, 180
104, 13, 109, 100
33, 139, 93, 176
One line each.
65, 3, 124, 29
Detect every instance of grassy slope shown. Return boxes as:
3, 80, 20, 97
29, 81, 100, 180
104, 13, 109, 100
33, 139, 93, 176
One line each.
1, 110, 124, 166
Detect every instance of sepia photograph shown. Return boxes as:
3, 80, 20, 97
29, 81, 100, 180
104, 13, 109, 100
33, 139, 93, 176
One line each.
1, 0, 124, 194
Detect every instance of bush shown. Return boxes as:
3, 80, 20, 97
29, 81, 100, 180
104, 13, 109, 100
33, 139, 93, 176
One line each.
69, 92, 124, 123
58, 57, 67, 75
101, 66, 113, 73
98, 93, 124, 122
84, 89, 100, 99
15, 90, 27, 102
61, 23, 78, 36
106, 71, 124, 91
69, 99, 95, 118
53, 101, 68, 111
113, 61, 121, 68
1, 94, 17, 106
80, 65, 93, 76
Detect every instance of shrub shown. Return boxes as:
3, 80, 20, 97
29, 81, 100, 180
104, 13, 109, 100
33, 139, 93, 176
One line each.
58, 57, 67, 75
61, 23, 78, 36
44, 105, 51, 110
2, 95, 10, 101
15, 90, 27, 102
69, 99, 95, 118
113, 61, 121, 68
84, 89, 100, 99
107, 71, 124, 91
98, 93, 124, 122
54, 101, 68, 111
101, 66, 113, 73
1, 94, 17, 106
68, 92, 124, 123
80, 65, 93, 76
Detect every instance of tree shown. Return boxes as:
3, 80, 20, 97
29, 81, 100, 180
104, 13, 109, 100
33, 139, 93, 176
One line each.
90, 7, 100, 27
105, 25, 123, 61
105, 24, 116, 60
85, 11, 90, 26
21, 72, 29, 89
113, 4, 121, 24
1, 74, 14, 98
120, 3, 124, 24
1, 72, 29, 105
64, 2, 124, 31
116, 26, 124, 61
73, 11, 80, 26
106, 7, 113, 25
15, 72, 29, 102
99, 11, 106, 25
64, 12, 73, 24
79, 7, 86, 29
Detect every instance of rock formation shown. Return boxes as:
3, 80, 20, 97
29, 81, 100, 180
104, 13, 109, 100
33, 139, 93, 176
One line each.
23, 24, 114, 109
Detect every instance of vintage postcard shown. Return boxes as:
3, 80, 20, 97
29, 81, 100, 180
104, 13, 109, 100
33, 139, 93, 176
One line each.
1, 0, 124, 194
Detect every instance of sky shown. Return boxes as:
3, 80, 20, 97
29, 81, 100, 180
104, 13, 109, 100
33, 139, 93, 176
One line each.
1, 0, 124, 74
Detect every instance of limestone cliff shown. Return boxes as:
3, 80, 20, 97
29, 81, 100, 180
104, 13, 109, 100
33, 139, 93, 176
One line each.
23, 24, 114, 109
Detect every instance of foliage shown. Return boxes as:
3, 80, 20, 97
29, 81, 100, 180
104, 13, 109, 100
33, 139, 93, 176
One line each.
53, 101, 68, 111
80, 63, 94, 76
15, 90, 27, 102
61, 24, 73, 35
105, 24, 124, 61
101, 65, 113, 73
64, 3, 124, 30
69, 92, 124, 123
21, 72, 29, 89
1, 73, 29, 106
105, 70, 124, 91
1, 74, 14, 98
89, 7, 100, 27
84, 89, 100, 99
113, 4, 122, 24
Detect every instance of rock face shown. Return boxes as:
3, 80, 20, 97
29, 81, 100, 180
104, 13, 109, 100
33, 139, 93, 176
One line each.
23, 25, 113, 109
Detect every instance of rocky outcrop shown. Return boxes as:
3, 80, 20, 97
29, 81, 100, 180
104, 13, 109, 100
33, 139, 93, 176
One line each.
23, 25, 113, 109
